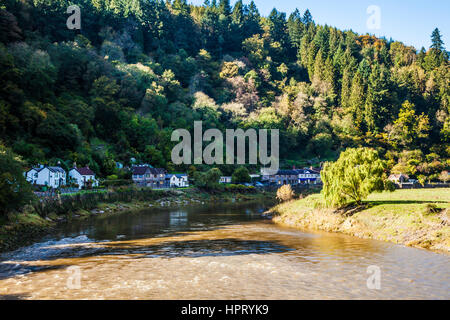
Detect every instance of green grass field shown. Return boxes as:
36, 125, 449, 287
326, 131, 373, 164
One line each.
272, 188, 450, 253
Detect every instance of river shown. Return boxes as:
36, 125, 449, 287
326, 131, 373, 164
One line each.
0, 201, 449, 300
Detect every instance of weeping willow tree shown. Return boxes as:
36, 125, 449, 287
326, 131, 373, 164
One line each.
321, 147, 393, 208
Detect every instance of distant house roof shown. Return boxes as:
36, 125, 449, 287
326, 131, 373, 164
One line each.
47, 166, 65, 173
73, 167, 95, 176
149, 168, 166, 175
132, 166, 166, 175
166, 173, 187, 178
294, 169, 320, 175
276, 170, 298, 175
27, 167, 43, 173
389, 174, 409, 180
132, 166, 150, 175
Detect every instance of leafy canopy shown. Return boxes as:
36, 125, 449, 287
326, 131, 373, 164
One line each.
321, 147, 393, 207
0, 145, 35, 215
231, 166, 251, 183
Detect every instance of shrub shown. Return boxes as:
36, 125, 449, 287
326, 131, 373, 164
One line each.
276, 185, 295, 202
321, 148, 391, 207
0, 146, 36, 215
232, 167, 251, 184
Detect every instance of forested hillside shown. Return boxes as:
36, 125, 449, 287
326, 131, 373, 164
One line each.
0, 0, 449, 179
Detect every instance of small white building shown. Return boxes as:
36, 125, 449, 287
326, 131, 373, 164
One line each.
25, 167, 42, 185
388, 174, 409, 184
219, 176, 232, 184
297, 168, 321, 184
166, 174, 189, 188
26, 165, 67, 188
69, 166, 99, 189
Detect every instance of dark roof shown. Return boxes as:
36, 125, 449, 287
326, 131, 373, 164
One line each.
166, 173, 187, 178
27, 167, 43, 173
48, 166, 65, 173
149, 168, 166, 175
132, 166, 150, 175
276, 170, 298, 175
132, 166, 166, 175
294, 169, 320, 174
74, 167, 95, 176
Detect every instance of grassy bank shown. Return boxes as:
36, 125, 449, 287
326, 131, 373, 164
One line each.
271, 188, 450, 253
0, 187, 275, 253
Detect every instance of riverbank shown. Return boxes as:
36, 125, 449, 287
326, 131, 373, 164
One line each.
270, 188, 450, 254
0, 188, 275, 253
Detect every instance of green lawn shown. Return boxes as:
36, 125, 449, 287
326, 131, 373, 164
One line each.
273, 188, 450, 253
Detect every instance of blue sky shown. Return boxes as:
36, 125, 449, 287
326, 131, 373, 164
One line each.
189, 0, 450, 51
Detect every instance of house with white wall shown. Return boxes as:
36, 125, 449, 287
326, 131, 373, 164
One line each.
25, 167, 42, 185
296, 168, 321, 184
69, 166, 99, 189
219, 176, 232, 184
26, 165, 67, 188
166, 174, 189, 188
132, 165, 166, 188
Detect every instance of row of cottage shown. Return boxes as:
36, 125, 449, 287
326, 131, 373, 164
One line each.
219, 167, 322, 186
25, 163, 319, 190
131, 165, 189, 188
25, 163, 189, 189
261, 168, 322, 185
25, 165, 99, 189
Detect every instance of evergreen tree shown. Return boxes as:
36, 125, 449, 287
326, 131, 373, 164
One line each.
431, 28, 444, 51
302, 9, 313, 25
348, 71, 365, 131
219, 0, 231, 16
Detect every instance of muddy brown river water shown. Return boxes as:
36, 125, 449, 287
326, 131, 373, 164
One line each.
0, 201, 449, 299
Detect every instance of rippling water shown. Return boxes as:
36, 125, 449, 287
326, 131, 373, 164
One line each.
0, 202, 449, 300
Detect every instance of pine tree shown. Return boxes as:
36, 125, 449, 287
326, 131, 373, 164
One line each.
287, 9, 304, 50
431, 28, 444, 51
231, 0, 244, 25
302, 9, 313, 25
349, 71, 366, 132
364, 65, 395, 133
340, 67, 352, 111
219, 0, 231, 16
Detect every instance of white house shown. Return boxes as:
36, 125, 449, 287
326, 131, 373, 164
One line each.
26, 166, 67, 188
296, 168, 321, 184
388, 174, 409, 184
25, 167, 42, 185
219, 176, 232, 184
166, 174, 189, 188
69, 166, 99, 189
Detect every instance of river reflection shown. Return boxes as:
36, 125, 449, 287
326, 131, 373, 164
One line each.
0, 201, 449, 300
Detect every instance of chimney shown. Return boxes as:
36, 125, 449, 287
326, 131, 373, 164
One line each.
73, 162, 77, 168
293, 165, 296, 170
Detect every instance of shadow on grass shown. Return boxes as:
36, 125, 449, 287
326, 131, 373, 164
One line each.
363, 200, 448, 206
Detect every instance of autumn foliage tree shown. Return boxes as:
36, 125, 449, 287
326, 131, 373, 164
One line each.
276, 184, 295, 202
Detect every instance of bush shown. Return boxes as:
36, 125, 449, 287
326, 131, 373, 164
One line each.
276, 185, 295, 202
232, 167, 251, 184
322, 148, 390, 207
0, 146, 36, 215
102, 179, 132, 187
224, 184, 256, 194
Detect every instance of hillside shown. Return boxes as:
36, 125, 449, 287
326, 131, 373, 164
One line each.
0, 0, 449, 179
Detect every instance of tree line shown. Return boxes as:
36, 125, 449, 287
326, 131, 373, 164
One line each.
0, 0, 448, 186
